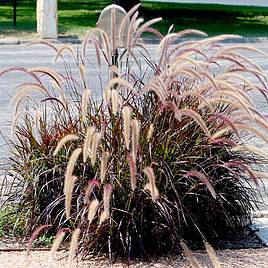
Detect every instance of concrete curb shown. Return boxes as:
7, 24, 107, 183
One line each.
0, 38, 20, 45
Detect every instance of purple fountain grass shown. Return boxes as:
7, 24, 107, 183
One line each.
3, 3, 268, 262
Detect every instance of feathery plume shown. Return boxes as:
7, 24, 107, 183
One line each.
103, 183, 112, 212
79, 63, 86, 85
231, 145, 268, 160
83, 126, 95, 163
147, 123, 154, 141
132, 119, 140, 162
100, 151, 109, 183
53, 134, 79, 156
88, 199, 99, 225
67, 229, 80, 268
91, 132, 101, 166
81, 88, 91, 123
99, 184, 112, 226
65, 175, 77, 219
27, 225, 51, 256
111, 89, 119, 115
180, 241, 202, 268
204, 242, 222, 268
65, 148, 82, 193
186, 170, 217, 199
122, 106, 132, 150
99, 210, 109, 226
144, 167, 159, 201
127, 154, 136, 191
84, 179, 100, 205
50, 229, 69, 258
103, 89, 111, 103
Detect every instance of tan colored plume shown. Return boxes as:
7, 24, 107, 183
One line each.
132, 119, 140, 162
144, 167, 159, 201
81, 88, 91, 122
122, 106, 132, 150
67, 229, 80, 268
88, 199, 99, 225
83, 126, 95, 163
100, 151, 109, 183
53, 134, 79, 156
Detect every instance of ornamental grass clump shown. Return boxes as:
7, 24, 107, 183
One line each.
2, 4, 268, 261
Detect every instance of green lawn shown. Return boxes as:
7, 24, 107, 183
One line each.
1, 1, 268, 39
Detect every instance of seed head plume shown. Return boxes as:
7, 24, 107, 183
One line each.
83, 126, 95, 163
88, 199, 99, 225
99, 184, 112, 225
84, 179, 100, 205
111, 89, 119, 115
180, 241, 202, 268
67, 229, 80, 268
204, 241, 222, 268
91, 132, 101, 166
65, 175, 77, 219
144, 167, 159, 201
50, 228, 69, 258
186, 170, 217, 199
82, 88, 91, 123
79, 63, 86, 85
147, 123, 154, 141
103, 88, 111, 103
65, 148, 82, 193
127, 154, 136, 191
132, 119, 140, 162
100, 151, 109, 183
53, 134, 79, 156
122, 106, 132, 150
27, 225, 51, 256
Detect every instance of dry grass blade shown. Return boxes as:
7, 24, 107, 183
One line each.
67, 228, 80, 268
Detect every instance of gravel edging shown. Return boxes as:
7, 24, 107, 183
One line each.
0, 248, 268, 268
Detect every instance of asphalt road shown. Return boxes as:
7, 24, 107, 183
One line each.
0, 42, 268, 159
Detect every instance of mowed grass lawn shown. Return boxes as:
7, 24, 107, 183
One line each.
1, 0, 268, 39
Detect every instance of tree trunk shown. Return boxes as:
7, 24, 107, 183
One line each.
113, 0, 140, 12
